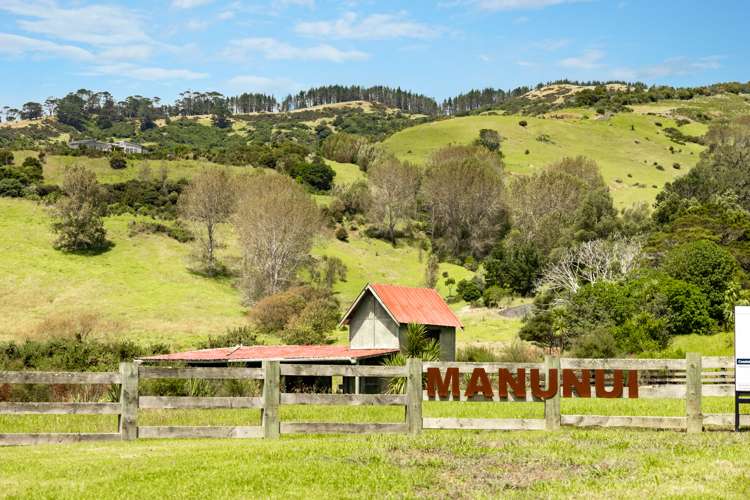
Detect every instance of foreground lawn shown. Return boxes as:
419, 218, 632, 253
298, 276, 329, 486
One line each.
1, 427, 750, 498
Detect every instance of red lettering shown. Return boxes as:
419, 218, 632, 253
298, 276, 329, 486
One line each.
426, 367, 460, 398
594, 369, 623, 398
498, 368, 526, 400
562, 369, 591, 398
530, 368, 558, 400
465, 368, 494, 399
627, 370, 639, 398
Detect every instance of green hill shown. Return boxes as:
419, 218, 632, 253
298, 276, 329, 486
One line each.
2, 91, 747, 354
384, 106, 706, 207
0, 197, 481, 348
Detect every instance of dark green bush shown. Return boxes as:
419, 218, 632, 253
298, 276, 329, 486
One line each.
456, 279, 482, 303
198, 326, 259, 349
0, 178, 24, 197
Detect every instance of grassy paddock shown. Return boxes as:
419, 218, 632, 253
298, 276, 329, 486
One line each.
383, 110, 704, 207
1, 425, 750, 498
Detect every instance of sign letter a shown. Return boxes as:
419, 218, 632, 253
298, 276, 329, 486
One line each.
465, 368, 494, 399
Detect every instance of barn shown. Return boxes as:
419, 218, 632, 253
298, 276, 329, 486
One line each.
140, 283, 462, 393
340, 283, 462, 361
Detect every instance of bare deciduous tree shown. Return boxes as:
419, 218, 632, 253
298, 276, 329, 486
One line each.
179, 168, 237, 275
541, 238, 642, 295
422, 146, 507, 259
508, 156, 606, 255
367, 156, 420, 244
234, 174, 321, 301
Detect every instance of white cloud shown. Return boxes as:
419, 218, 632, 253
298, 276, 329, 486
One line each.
479, 54, 492, 62
186, 19, 210, 31
276, 0, 315, 7
516, 60, 536, 67
612, 56, 723, 80
0, 1, 150, 46
559, 49, 605, 69
226, 75, 302, 94
295, 12, 438, 40
223, 37, 368, 62
88, 63, 208, 81
475, 0, 583, 10
171, 0, 214, 8
513, 16, 529, 23
98, 45, 154, 60
0, 33, 93, 60
534, 38, 570, 51
217, 10, 235, 20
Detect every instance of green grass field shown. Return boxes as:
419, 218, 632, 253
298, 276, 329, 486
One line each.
1, 397, 749, 498
12, 150, 248, 185
384, 109, 704, 207
0, 198, 511, 348
327, 159, 365, 186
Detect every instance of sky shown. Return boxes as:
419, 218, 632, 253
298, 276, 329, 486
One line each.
0, 0, 748, 107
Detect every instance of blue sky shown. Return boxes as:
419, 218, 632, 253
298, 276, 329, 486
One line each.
0, 0, 747, 107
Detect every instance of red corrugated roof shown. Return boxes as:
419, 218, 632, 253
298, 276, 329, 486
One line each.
342, 283, 462, 329
142, 345, 398, 363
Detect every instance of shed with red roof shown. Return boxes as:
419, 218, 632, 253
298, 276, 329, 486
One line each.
139, 283, 460, 392
340, 283, 461, 361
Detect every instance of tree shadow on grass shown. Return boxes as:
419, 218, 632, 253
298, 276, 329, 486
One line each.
56, 240, 116, 256
186, 262, 238, 282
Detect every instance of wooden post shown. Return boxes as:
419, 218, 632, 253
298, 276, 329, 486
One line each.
405, 358, 423, 435
119, 362, 138, 441
544, 355, 561, 431
262, 360, 280, 439
686, 352, 703, 433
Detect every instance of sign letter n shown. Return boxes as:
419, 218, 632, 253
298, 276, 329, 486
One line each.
426, 367, 460, 399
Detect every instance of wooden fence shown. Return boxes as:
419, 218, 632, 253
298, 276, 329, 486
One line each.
0, 354, 746, 445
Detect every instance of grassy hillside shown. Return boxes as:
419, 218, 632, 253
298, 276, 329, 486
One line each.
0, 198, 244, 347
384, 108, 704, 207
1, 198, 520, 348
12, 150, 247, 185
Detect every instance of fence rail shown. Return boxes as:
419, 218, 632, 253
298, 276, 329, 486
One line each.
0, 354, 744, 445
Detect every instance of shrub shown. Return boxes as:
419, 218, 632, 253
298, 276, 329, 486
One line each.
127, 220, 194, 243
249, 290, 307, 333
673, 163, 681, 169
498, 338, 541, 362
456, 279, 482, 303
571, 328, 619, 358
662, 240, 739, 323
457, 344, 501, 362
483, 241, 543, 296
335, 225, 348, 242
0, 149, 13, 165
475, 129, 501, 152
656, 165, 664, 171
198, 326, 259, 349
518, 120, 528, 127
483, 285, 512, 308
109, 151, 127, 170
0, 178, 24, 197
290, 158, 335, 191
535, 133, 552, 143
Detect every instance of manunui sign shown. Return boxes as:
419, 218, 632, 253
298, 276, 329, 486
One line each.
426, 367, 639, 400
